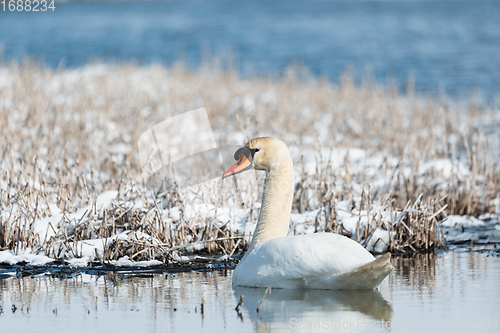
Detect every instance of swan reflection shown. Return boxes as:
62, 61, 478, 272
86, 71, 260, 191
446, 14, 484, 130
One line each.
234, 286, 392, 331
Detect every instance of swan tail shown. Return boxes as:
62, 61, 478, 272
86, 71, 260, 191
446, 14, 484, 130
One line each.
333, 253, 393, 290
300, 253, 392, 290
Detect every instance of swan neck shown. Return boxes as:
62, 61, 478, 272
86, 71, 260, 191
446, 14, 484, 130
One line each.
247, 161, 294, 253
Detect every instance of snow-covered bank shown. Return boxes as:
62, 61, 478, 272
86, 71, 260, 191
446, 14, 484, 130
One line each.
0, 62, 499, 267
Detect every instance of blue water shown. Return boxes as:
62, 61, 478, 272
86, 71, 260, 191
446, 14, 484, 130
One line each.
1, 0, 500, 100
1, 251, 499, 332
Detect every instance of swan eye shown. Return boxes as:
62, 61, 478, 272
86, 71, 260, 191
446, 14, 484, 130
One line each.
250, 148, 259, 159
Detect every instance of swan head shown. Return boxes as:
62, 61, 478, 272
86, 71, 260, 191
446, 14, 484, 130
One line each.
223, 137, 291, 178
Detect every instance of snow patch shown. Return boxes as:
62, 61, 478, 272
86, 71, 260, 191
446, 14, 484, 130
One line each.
0, 250, 55, 266
441, 215, 485, 228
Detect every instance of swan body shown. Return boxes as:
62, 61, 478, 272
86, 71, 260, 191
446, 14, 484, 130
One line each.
223, 137, 392, 290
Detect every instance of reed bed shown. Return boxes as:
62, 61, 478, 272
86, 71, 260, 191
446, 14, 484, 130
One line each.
0, 60, 498, 265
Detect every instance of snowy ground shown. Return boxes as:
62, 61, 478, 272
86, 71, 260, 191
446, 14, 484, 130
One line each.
0, 63, 499, 267
1, 155, 498, 267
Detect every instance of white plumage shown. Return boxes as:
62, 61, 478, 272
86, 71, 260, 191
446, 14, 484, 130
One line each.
224, 137, 392, 290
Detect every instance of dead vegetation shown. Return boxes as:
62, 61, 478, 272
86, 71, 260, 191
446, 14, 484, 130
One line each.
0, 60, 498, 264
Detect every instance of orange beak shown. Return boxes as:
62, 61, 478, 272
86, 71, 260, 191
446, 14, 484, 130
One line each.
223, 154, 252, 179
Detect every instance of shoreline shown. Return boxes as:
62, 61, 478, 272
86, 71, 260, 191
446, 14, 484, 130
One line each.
1, 244, 497, 279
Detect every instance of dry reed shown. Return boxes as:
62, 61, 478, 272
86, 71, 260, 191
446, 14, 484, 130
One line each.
0, 59, 498, 264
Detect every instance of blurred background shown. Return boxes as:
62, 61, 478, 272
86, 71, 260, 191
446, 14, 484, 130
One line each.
1, 0, 499, 104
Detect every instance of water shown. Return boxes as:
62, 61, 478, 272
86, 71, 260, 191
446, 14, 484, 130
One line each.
1, 250, 499, 332
1, 0, 500, 101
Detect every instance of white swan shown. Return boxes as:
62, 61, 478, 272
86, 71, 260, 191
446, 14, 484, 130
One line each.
223, 137, 392, 290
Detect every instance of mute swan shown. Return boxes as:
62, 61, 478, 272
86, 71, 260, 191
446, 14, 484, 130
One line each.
223, 137, 392, 289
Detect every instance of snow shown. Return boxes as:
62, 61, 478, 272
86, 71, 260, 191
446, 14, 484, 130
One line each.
1, 145, 498, 267
110, 256, 163, 267
95, 190, 119, 209
228, 209, 254, 234
2, 187, 497, 267
0, 62, 498, 267
365, 228, 392, 253
441, 215, 485, 228
0, 251, 17, 265
67, 257, 91, 267
440, 214, 500, 244
32, 214, 60, 241
0, 250, 55, 266
419, 159, 470, 180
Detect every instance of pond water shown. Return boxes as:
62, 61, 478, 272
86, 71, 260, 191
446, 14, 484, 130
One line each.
1, 0, 500, 100
1, 249, 499, 332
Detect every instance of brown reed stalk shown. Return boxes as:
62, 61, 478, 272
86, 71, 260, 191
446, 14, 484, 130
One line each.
0, 60, 497, 262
